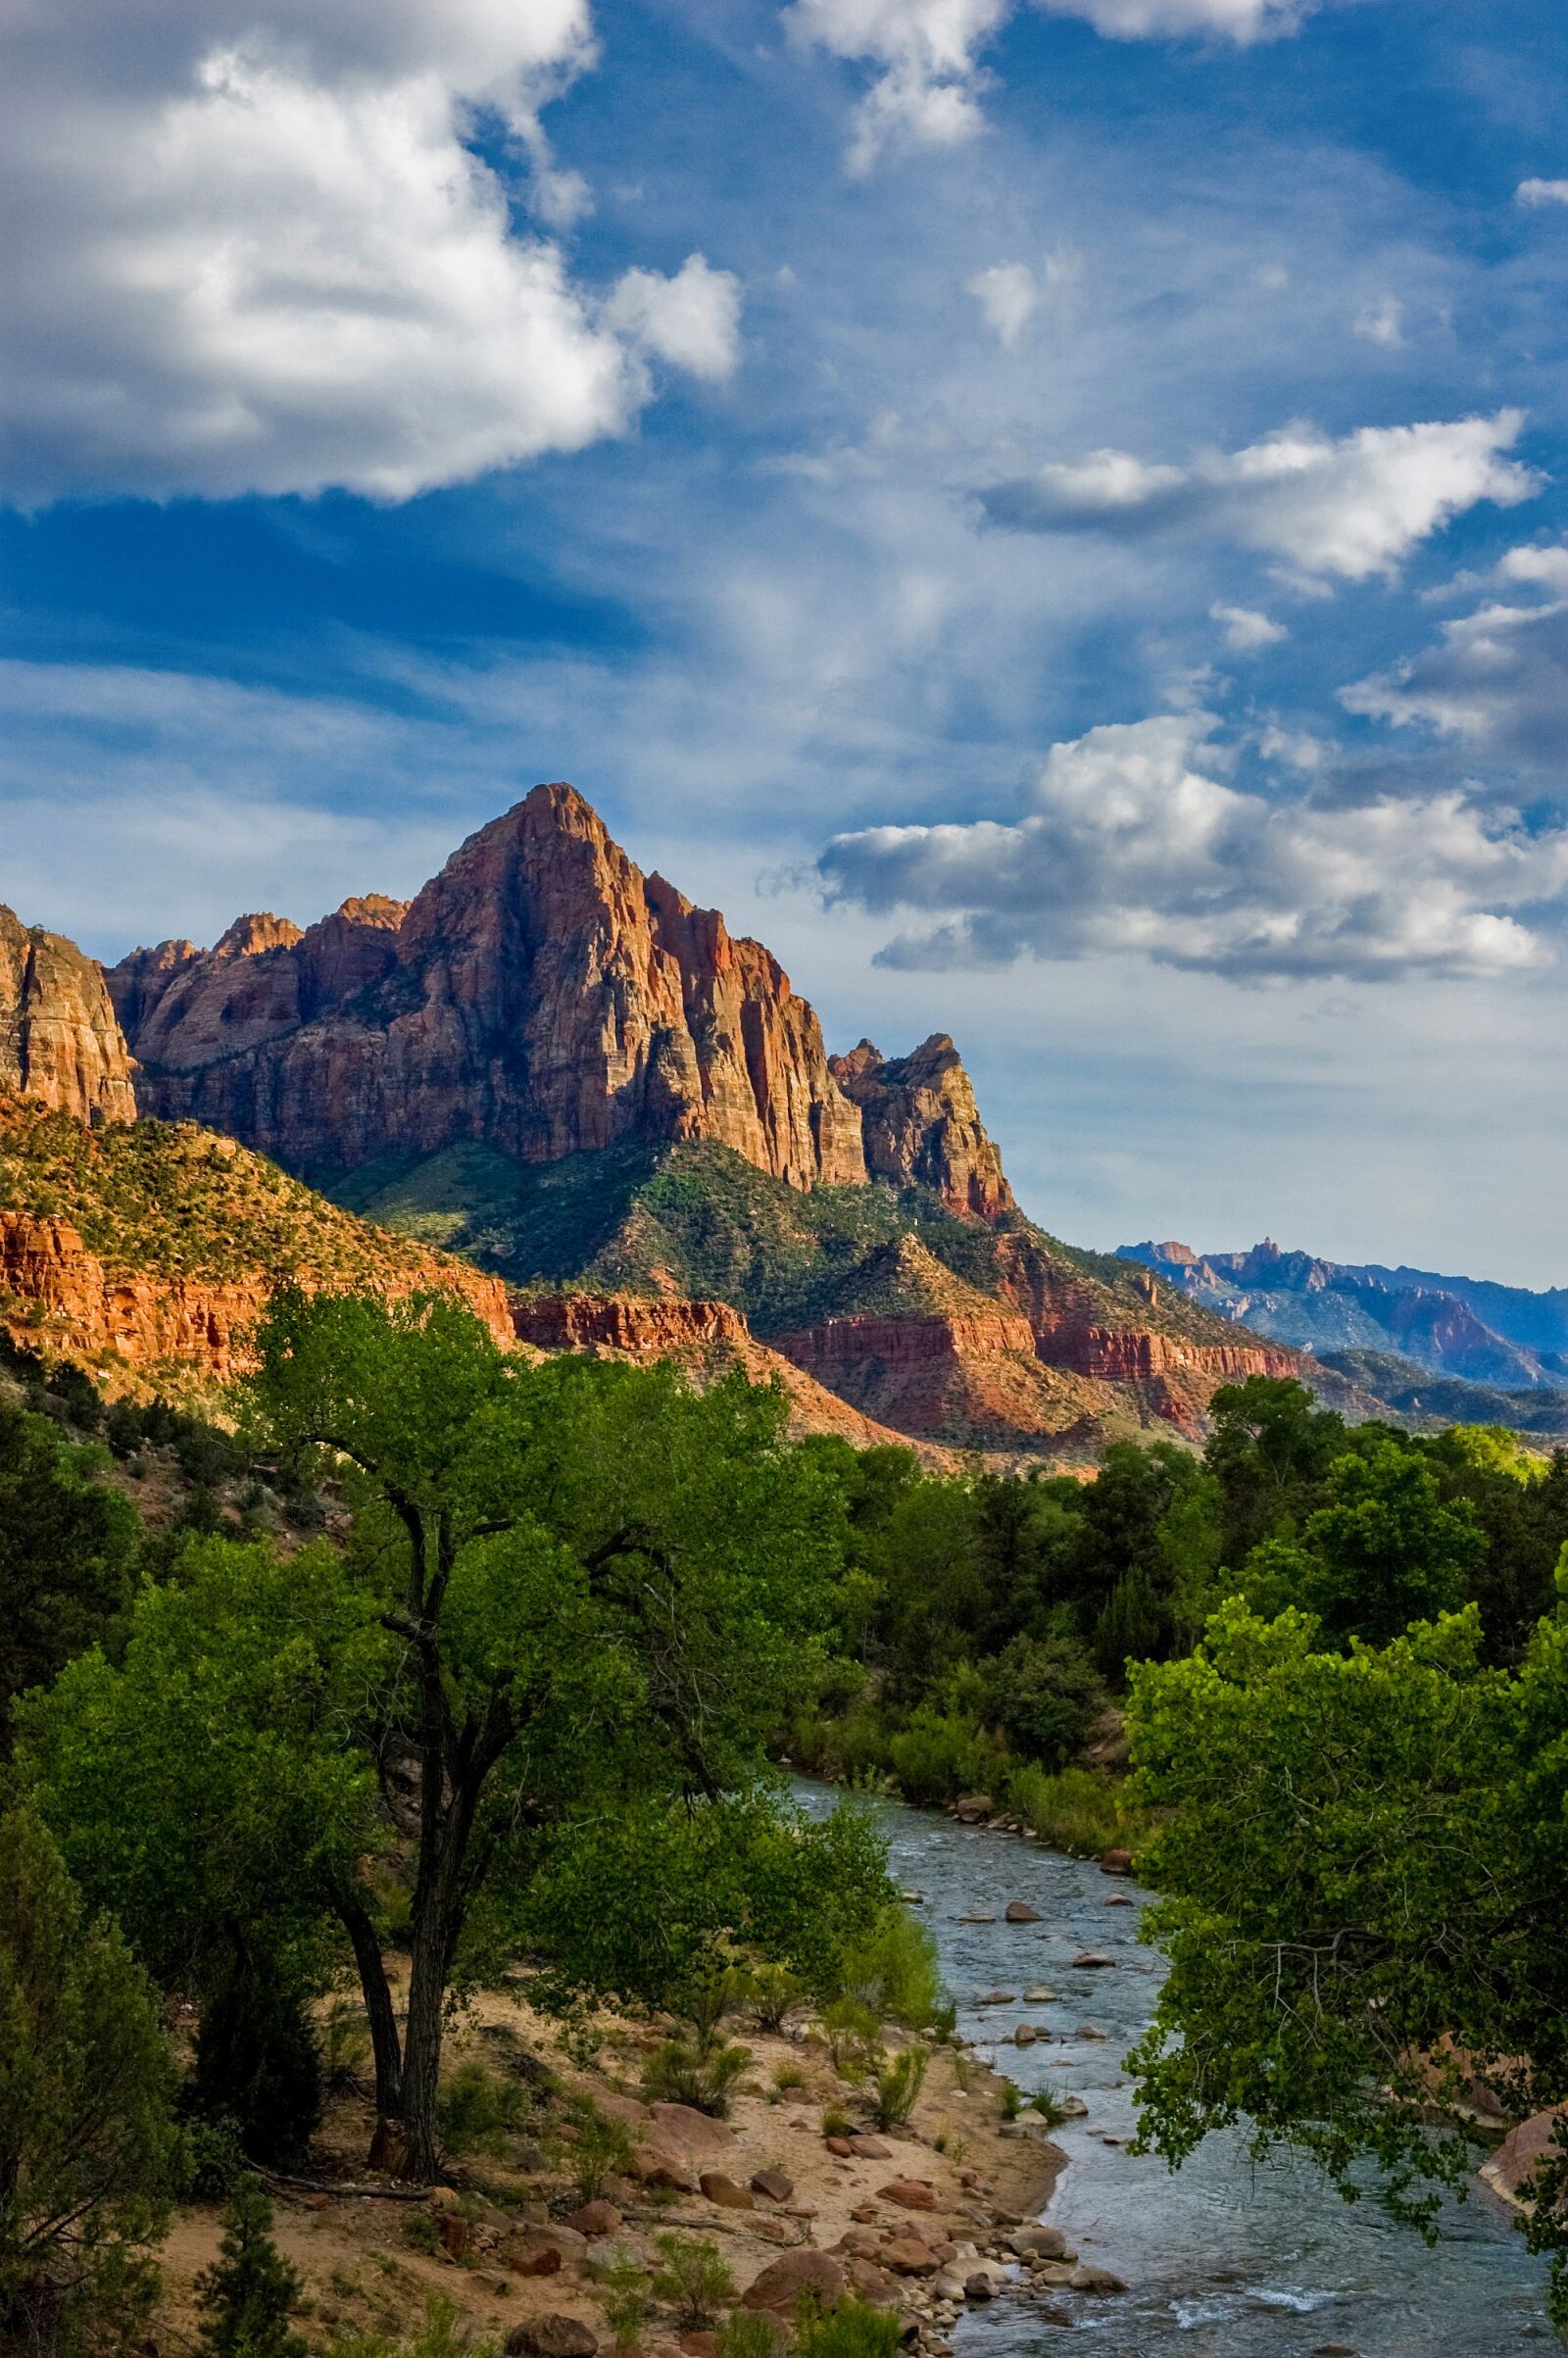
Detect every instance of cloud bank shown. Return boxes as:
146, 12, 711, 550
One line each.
0, 0, 740, 503
821, 712, 1568, 982
981, 413, 1537, 580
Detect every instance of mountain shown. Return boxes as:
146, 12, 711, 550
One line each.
83, 783, 1298, 1461
1118, 1237, 1567, 1401
2, 906, 136, 1127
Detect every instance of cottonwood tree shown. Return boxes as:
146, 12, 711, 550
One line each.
24, 1291, 867, 2184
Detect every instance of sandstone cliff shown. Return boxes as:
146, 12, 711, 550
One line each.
1, 906, 137, 1127
830, 1036, 1013, 1222
111, 787, 869, 1191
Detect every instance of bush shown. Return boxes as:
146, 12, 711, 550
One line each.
884, 1708, 1002, 1806
179, 2112, 248, 2201
437, 2060, 525, 2160
821, 1997, 881, 2085
194, 2178, 308, 2358
871, 2046, 927, 2132
980, 1633, 1105, 1769
748, 1962, 806, 2032
190, 1955, 323, 2171
837, 1912, 947, 2033
601, 2256, 654, 2352
556, 2103, 635, 2201
642, 2039, 751, 2119
1004, 1763, 1141, 1858
771, 2062, 808, 2095
327, 2293, 501, 2358
651, 2234, 734, 2329
795, 2296, 904, 2358
0, 1806, 176, 2353
715, 2314, 783, 2358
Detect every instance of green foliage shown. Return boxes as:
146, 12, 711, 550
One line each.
194, 2179, 308, 2358
836, 1911, 947, 2033
793, 2295, 904, 2358
326, 2294, 501, 2358
0, 1398, 140, 1744
0, 1806, 176, 2353
1003, 1762, 1135, 1856
883, 1707, 1004, 1806
714, 2310, 782, 2358
642, 2039, 751, 2119
748, 1962, 807, 2032
651, 2234, 734, 2329
1125, 1597, 1568, 2311
820, 1998, 881, 2085
191, 1952, 323, 2170
979, 1631, 1105, 1768
436, 2062, 526, 2161
999, 2083, 1021, 2124
601, 2257, 655, 2353
556, 2102, 637, 2199
870, 2045, 928, 2131
178, 2112, 249, 2202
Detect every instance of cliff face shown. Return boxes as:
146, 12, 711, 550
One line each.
0, 907, 138, 1127
831, 1036, 1013, 1223
111, 787, 869, 1191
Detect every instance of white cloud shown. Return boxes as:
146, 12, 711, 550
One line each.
0, 0, 737, 504
821, 712, 1568, 983
605, 257, 744, 384
1516, 178, 1568, 209
1353, 293, 1405, 347
1038, 0, 1309, 38
1498, 542, 1568, 594
981, 412, 1538, 581
1211, 602, 1289, 652
784, 0, 1009, 172
1343, 579, 1568, 775
967, 262, 1039, 345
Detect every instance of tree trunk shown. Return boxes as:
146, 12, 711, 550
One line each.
336, 1887, 404, 2124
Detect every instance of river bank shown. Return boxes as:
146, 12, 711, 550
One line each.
793, 1779, 1558, 2356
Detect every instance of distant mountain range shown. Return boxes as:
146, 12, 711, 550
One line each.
1117, 1238, 1568, 1440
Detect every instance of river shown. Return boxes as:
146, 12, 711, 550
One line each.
794, 1780, 1555, 2355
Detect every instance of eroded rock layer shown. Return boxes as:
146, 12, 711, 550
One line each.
1, 907, 137, 1127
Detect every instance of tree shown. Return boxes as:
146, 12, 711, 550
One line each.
0, 1400, 139, 1744
980, 1631, 1104, 1767
0, 1806, 176, 2352
1202, 1377, 1348, 1563
1236, 1441, 1486, 1646
194, 2180, 307, 2358
26, 1292, 862, 2184
1124, 1597, 1568, 2311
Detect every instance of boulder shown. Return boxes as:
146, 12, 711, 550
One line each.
880, 2239, 941, 2277
1023, 1988, 1055, 2004
743, 2252, 848, 2317
503, 2238, 564, 2280
679, 2336, 718, 2358
962, 2275, 995, 2302
751, 2170, 794, 2203
1073, 2025, 1109, 2041
650, 2104, 737, 2159
1100, 1850, 1132, 1877
847, 2135, 892, 2159
1013, 2026, 1038, 2047
699, 2174, 754, 2211
1071, 1953, 1116, 1970
1068, 2264, 1127, 2294
1004, 1902, 1041, 1924
825, 2137, 855, 2158
878, 2181, 939, 2212
568, 2202, 621, 2238
629, 2148, 700, 2193
438, 2214, 470, 2259
506, 2318, 599, 2358
844, 2258, 899, 2305
954, 1795, 994, 1824
1058, 2096, 1088, 2118
751, 2216, 793, 2246
975, 1991, 1016, 2007
1007, 2227, 1068, 2261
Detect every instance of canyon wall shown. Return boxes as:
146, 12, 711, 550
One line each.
1, 906, 137, 1127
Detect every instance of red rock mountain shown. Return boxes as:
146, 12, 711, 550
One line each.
110, 786, 909, 1196
831, 1036, 1014, 1221
1, 906, 137, 1128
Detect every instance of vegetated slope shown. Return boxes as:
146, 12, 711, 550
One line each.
1119, 1237, 1561, 1393
1317, 1348, 1568, 1439
0, 1105, 513, 1388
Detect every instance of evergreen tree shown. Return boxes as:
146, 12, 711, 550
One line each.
194, 2179, 307, 2358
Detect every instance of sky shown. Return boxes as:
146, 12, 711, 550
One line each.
3, 0, 1568, 1284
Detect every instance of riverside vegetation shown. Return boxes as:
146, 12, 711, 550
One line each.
5, 1297, 1568, 2346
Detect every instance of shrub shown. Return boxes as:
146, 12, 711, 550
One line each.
795, 2296, 904, 2358
884, 1708, 1002, 1807
601, 2256, 654, 2352
194, 2178, 308, 2358
190, 1954, 323, 2171
437, 2061, 524, 2160
1028, 2087, 1071, 2128
179, 2112, 248, 2201
980, 1633, 1105, 1769
643, 2039, 751, 2120
715, 2313, 783, 2358
837, 1912, 947, 2033
557, 2103, 636, 2201
871, 2046, 928, 2132
748, 1962, 806, 2033
327, 2294, 501, 2357
0, 1807, 176, 2354
771, 2062, 808, 2095
820, 2104, 857, 2138
651, 2234, 734, 2329
1000, 2084, 1021, 2123
402, 2211, 442, 2255
1004, 1763, 1141, 1858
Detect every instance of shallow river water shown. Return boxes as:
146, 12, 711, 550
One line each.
794, 1781, 1554, 2356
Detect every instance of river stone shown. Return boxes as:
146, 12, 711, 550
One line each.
1007, 2227, 1068, 2260
1104, 1893, 1134, 1907
954, 1795, 994, 1824
1004, 1901, 1041, 1924
1069, 2264, 1127, 2294
962, 2275, 995, 2302
1100, 1849, 1132, 1876
1023, 1988, 1056, 2003
1072, 1952, 1116, 1969
1058, 2096, 1089, 2118
743, 2252, 848, 2316
1074, 2025, 1109, 2040
506, 2319, 599, 2358
958, 1913, 997, 1925
1013, 2026, 1038, 2047
931, 2272, 966, 2303
751, 2170, 794, 2202
975, 1991, 1016, 2006
879, 2180, 940, 2211
882, 2239, 942, 2277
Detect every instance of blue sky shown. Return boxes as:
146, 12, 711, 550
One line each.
4, 0, 1568, 1280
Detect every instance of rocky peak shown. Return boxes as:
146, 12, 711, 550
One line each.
0, 906, 137, 1127
214, 912, 305, 958
830, 1033, 1014, 1223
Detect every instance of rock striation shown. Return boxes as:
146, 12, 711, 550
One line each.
110, 787, 871, 1191
830, 1036, 1012, 1222
0, 907, 137, 1127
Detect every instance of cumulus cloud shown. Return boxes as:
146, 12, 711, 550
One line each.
605, 257, 744, 383
1354, 293, 1405, 347
0, 0, 739, 504
1038, 0, 1308, 36
1517, 178, 1568, 209
1343, 563, 1568, 775
981, 412, 1538, 581
784, 0, 1010, 171
967, 262, 1039, 344
820, 712, 1568, 983
1211, 602, 1289, 652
